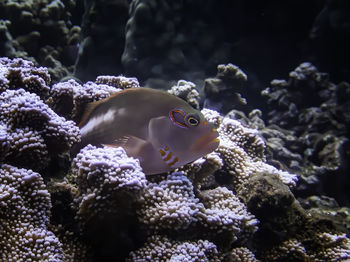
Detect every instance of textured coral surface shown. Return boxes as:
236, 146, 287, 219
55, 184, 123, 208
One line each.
0, 57, 349, 261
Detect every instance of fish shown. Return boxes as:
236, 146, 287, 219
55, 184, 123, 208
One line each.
71, 87, 219, 175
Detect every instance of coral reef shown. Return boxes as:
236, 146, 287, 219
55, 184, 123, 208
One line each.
0, 164, 89, 262
261, 228, 350, 261
0, 2, 349, 262
0, 57, 51, 98
197, 186, 258, 244
0, 164, 63, 261
0, 0, 82, 81
262, 62, 350, 206
0, 57, 349, 261
71, 145, 147, 224
201, 109, 298, 191
204, 63, 248, 114
0, 87, 79, 172
138, 172, 258, 241
137, 172, 202, 231
227, 247, 259, 262
127, 235, 223, 261
120, 0, 324, 86
68, 146, 257, 259
299, 195, 350, 235
66, 145, 148, 259
0, 54, 79, 173
167, 79, 200, 109
3, 0, 349, 88
74, 0, 129, 81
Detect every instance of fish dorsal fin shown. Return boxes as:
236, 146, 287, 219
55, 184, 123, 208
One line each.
78, 88, 141, 128
78, 99, 106, 127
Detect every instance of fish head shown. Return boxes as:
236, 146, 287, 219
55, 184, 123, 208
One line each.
157, 107, 219, 167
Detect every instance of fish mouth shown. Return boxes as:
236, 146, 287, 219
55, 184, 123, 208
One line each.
191, 130, 220, 153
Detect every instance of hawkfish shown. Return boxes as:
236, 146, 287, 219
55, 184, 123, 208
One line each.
72, 87, 219, 175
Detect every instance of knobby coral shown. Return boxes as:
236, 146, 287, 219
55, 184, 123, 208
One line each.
168, 80, 200, 109
0, 0, 80, 81
200, 108, 298, 195
262, 62, 350, 206
0, 164, 87, 262
0, 57, 50, 98
137, 172, 201, 231
0, 88, 80, 171
261, 230, 350, 261
0, 56, 349, 261
204, 63, 248, 113
127, 235, 223, 262
137, 172, 258, 242
71, 145, 147, 224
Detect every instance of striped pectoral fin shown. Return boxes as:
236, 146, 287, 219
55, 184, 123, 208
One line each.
158, 146, 179, 168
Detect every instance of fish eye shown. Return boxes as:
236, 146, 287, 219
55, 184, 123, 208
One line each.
186, 115, 200, 126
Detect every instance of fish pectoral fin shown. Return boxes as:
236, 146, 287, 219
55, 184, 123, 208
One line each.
148, 116, 171, 146
103, 135, 149, 158
112, 135, 132, 147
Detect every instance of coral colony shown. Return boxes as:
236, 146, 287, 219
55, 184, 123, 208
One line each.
0, 57, 349, 261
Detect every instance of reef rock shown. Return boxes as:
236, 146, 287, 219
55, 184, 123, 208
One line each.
262, 62, 350, 206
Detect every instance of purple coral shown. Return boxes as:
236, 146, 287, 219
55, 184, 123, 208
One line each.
0, 164, 65, 261
138, 172, 202, 230
137, 172, 258, 245
0, 55, 348, 260
71, 145, 147, 223
95, 75, 140, 89
201, 108, 298, 194
198, 187, 258, 240
48, 79, 120, 121
0, 57, 51, 99
0, 88, 80, 171
127, 235, 222, 261
168, 80, 201, 109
